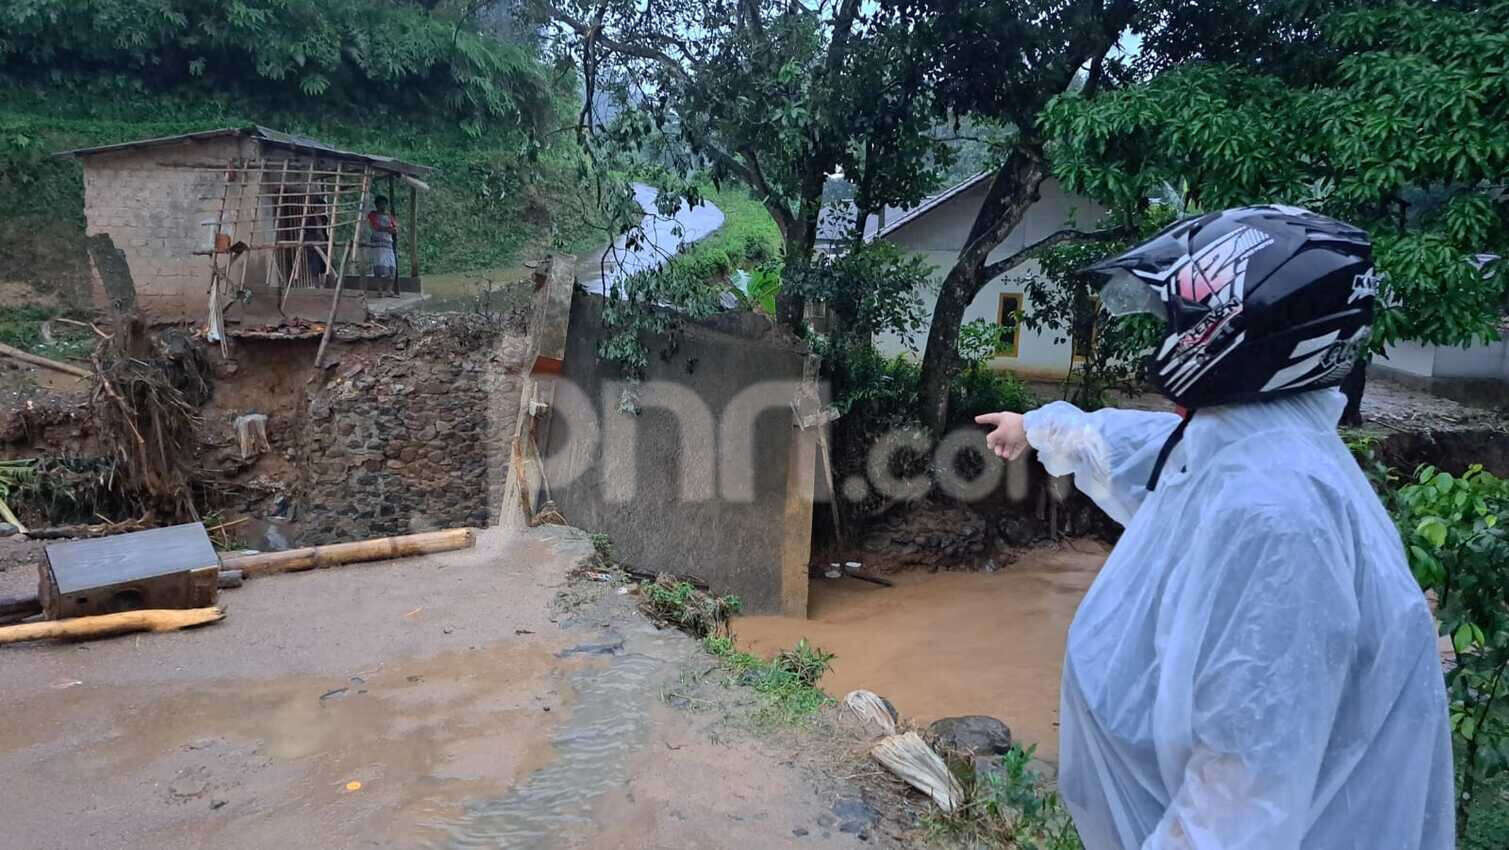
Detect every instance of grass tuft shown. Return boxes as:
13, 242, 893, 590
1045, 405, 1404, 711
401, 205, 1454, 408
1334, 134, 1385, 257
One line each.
702, 634, 834, 726
925, 744, 1083, 850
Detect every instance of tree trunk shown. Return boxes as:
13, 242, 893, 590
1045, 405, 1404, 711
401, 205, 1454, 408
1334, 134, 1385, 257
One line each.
776, 244, 809, 331
776, 176, 825, 333
1340, 356, 1368, 427
917, 148, 1047, 434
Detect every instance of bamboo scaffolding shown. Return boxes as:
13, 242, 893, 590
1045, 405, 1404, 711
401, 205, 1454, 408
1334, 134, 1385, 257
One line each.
205, 161, 236, 353
284, 159, 317, 304
314, 166, 369, 368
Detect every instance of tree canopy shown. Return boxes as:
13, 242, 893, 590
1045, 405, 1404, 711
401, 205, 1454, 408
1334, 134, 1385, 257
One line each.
1043, 1, 1509, 417
535, 0, 955, 326
0, 0, 560, 137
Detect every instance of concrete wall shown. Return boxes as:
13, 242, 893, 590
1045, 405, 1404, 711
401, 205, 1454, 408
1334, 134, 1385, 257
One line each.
1378, 337, 1509, 383
538, 292, 814, 616
80, 137, 256, 319
1432, 336, 1509, 381
875, 178, 1105, 380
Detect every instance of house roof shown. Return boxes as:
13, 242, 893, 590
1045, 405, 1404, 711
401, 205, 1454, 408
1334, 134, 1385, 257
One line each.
873, 171, 993, 241
55, 125, 434, 177
815, 200, 909, 243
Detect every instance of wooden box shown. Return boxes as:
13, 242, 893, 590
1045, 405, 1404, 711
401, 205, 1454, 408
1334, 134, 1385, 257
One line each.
40, 523, 220, 619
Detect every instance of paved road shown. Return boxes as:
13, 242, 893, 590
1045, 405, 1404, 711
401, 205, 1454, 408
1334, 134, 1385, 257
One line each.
577, 183, 725, 294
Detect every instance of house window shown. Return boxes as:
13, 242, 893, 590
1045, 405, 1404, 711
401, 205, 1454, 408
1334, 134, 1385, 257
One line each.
1072, 295, 1102, 361
996, 293, 1022, 357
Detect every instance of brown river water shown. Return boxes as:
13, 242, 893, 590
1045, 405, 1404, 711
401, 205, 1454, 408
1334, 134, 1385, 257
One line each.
736, 542, 1109, 761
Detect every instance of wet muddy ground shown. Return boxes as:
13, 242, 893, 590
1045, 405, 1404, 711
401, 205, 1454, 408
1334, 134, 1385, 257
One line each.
0, 527, 894, 850
737, 543, 1108, 762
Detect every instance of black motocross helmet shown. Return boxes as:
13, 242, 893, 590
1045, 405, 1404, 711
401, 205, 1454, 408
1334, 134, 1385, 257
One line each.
1082, 205, 1375, 410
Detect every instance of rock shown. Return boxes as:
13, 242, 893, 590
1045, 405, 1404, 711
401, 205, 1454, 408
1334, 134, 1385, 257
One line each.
0, 523, 16, 537
792, 827, 809, 837
169, 766, 210, 798
929, 715, 1013, 756
831, 797, 876, 835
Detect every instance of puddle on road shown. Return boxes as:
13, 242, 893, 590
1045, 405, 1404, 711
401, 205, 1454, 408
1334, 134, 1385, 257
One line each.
736, 544, 1107, 761
425, 626, 692, 849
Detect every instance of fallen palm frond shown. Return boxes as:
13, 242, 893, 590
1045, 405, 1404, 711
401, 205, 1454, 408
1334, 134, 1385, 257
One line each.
844, 689, 899, 736
871, 731, 965, 814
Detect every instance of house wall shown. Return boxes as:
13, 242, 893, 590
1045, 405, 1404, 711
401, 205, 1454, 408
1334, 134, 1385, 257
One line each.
875, 178, 1106, 380
80, 137, 257, 320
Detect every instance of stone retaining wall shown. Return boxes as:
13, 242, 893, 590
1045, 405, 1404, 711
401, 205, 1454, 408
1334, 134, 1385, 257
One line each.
296, 324, 526, 544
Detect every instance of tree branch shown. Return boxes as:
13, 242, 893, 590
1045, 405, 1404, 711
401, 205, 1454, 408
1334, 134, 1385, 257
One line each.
981, 225, 1132, 280
546, 3, 693, 84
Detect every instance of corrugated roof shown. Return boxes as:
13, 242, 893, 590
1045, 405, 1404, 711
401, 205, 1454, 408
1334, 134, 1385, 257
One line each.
55, 125, 433, 177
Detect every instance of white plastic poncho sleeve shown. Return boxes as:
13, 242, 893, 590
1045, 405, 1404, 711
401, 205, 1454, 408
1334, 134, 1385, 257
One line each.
1023, 394, 1453, 850
1022, 401, 1181, 525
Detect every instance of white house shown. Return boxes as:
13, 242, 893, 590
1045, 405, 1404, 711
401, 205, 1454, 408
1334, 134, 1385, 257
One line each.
853, 172, 1105, 380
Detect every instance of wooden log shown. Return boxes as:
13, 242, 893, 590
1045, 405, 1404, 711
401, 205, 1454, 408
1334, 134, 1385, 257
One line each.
223, 528, 476, 578
0, 607, 224, 645
0, 342, 92, 379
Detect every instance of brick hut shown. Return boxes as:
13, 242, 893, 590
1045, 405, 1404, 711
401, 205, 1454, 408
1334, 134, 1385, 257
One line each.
58, 127, 433, 341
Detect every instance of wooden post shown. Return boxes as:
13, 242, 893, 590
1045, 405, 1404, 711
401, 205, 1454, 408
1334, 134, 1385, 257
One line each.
389, 173, 400, 297
408, 184, 419, 283
313, 168, 370, 369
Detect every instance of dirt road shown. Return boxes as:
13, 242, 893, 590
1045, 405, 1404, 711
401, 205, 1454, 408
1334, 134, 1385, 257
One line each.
0, 527, 893, 850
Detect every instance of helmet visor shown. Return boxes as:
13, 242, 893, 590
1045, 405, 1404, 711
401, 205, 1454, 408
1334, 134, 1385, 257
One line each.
1097, 269, 1166, 317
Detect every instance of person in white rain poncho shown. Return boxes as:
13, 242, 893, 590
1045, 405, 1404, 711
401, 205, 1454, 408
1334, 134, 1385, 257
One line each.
976, 207, 1453, 849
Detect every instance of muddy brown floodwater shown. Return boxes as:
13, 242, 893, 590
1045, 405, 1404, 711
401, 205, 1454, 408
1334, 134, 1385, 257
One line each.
736, 542, 1108, 762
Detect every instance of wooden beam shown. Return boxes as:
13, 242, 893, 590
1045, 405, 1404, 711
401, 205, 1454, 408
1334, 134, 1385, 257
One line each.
0, 342, 92, 379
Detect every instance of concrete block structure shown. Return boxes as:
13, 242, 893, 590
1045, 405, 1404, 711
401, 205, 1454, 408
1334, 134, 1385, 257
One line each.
512, 275, 818, 617
58, 127, 432, 326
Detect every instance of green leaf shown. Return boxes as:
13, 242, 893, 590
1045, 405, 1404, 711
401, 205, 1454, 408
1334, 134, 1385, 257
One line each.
1416, 517, 1449, 548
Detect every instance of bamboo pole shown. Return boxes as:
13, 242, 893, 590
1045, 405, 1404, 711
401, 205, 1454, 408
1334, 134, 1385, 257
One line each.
0, 607, 225, 645
313, 166, 368, 368
222, 528, 476, 578
284, 160, 318, 304
409, 184, 419, 280
0, 343, 92, 379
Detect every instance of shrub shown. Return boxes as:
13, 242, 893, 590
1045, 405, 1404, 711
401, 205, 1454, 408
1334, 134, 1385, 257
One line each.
928, 743, 1083, 850
1393, 464, 1509, 833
